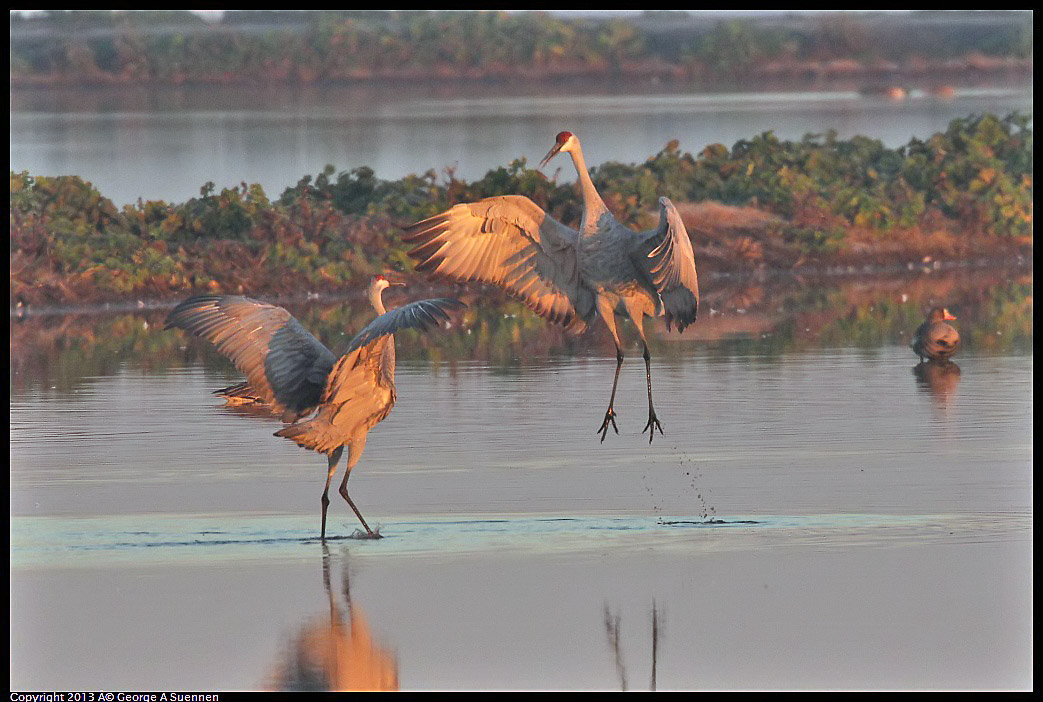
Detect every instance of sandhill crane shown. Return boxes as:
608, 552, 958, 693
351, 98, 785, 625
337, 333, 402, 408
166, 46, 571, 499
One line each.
404, 131, 699, 443
912, 306, 960, 363
165, 275, 465, 539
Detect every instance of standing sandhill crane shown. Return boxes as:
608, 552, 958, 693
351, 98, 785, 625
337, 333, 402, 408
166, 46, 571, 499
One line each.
912, 306, 960, 363
404, 131, 699, 443
165, 275, 465, 539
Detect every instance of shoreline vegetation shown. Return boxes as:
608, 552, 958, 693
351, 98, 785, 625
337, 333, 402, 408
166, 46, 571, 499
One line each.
9, 112, 1032, 309
10, 11, 1032, 89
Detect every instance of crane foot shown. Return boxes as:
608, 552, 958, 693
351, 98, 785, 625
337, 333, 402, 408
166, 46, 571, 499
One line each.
642, 411, 664, 443
597, 407, 619, 443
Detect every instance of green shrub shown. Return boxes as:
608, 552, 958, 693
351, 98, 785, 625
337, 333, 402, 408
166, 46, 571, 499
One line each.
9, 111, 1032, 303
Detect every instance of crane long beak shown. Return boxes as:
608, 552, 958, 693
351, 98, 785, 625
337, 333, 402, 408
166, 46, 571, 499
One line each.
539, 143, 563, 170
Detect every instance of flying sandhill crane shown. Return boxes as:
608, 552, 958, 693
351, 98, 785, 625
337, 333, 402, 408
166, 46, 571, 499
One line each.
404, 131, 699, 443
912, 306, 960, 363
165, 275, 465, 538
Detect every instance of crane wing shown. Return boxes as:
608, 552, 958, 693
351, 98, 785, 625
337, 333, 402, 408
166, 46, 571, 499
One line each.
165, 295, 336, 420
274, 297, 465, 455
274, 343, 394, 455
343, 297, 467, 355
630, 197, 700, 332
404, 195, 594, 332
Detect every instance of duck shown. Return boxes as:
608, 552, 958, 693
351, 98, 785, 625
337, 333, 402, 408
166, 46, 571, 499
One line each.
912, 306, 960, 362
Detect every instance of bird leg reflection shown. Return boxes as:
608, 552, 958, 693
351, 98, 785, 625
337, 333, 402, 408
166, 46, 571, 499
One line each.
603, 605, 628, 691
650, 600, 659, 692
598, 348, 624, 443
641, 344, 663, 443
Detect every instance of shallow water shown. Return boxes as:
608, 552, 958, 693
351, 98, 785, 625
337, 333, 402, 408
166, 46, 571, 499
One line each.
10, 83, 1032, 205
9, 348, 1033, 520
9, 273, 1033, 690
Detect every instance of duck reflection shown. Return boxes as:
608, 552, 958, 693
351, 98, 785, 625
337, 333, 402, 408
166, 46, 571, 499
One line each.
265, 547, 398, 691
603, 601, 661, 691
913, 360, 962, 408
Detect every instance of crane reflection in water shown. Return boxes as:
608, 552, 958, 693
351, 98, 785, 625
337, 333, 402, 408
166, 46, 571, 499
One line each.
265, 547, 398, 692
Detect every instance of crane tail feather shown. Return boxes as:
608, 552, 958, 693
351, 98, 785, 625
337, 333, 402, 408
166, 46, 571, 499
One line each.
275, 419, 342, 456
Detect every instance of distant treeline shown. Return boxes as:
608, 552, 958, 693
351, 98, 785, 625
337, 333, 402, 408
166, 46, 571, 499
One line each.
10, 10, 1033, 86
10, 112, 1032, 306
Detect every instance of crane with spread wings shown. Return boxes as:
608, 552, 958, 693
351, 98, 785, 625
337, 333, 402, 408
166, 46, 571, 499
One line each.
405, 131, 699, 443
166, 275, 465, 538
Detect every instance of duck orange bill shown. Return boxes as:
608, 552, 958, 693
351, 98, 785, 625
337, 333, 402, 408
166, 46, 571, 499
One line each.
943, 310, 957, 320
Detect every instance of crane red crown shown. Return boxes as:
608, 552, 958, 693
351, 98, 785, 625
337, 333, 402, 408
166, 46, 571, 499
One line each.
555, 131, 573, 144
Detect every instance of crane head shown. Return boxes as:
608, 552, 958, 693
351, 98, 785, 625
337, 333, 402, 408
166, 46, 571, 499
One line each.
539, 131, 576, 169
371, 273, 405, 294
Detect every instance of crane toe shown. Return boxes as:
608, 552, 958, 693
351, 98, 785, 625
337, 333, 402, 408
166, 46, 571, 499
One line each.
642, 411, 664, 444
597, 407, 620, 443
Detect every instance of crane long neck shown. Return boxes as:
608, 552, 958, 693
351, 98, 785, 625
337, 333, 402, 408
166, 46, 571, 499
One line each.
368, 284, 396, 379
568, 142, 609, 231
369, 287, 387, 316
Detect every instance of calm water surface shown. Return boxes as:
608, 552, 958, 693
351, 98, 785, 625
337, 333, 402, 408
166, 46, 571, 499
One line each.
9, 273, 1032, 690
9, 82, 1033, 205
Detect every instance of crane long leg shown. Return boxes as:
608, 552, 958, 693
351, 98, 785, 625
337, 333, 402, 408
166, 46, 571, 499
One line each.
641, 343, 664, 443
600, 346, 621, 440
596, 298, 625, 443
338, 435, 380, 538
320, 446, 345, 540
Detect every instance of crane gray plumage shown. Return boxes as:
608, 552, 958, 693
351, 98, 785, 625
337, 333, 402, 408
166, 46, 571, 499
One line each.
912, 307, 960, 363
165, 277, 465, 538
166, 295, 337, 422
404, 131, 699, 443
212, 380, 266, 407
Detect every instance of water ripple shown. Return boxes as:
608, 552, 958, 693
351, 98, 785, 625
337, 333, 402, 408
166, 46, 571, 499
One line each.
11, 511, 1030, 569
